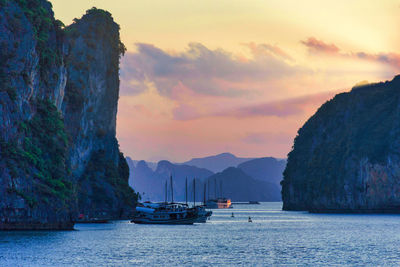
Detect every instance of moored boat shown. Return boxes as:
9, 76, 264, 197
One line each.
194, 205, 212, 223
204, 179, 232, 209
132, 202, 198, 225
205, 198, 232, 209
131, 176, 212, 224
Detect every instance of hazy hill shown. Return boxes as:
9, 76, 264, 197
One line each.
128, 153, 285, 202
206, 167, 281, 201
238, 157, 286, 187
183, 152, 254, 173
127, 158, 157, 171
128, 159, 213, 201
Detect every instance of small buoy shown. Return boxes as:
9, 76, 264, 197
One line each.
231, 212, 234, 218
248, 216, 252, 223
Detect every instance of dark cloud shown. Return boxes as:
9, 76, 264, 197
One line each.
120, 42, 305, 98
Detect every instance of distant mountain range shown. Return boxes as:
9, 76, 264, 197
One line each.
205, 167, 281, 201
182, 152, 255, 173
238, 157, 286, 187
127, 153, 286, 202
126, 158, 213, 201
128, 159, 158, 171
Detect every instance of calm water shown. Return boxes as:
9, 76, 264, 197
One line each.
1, 202, 400, 266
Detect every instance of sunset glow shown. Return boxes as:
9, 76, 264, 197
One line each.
50, 0, 400, 161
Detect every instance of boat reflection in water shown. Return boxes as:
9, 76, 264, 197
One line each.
131, 177, 212, 225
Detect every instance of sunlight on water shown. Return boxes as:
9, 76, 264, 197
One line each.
1, 202, 400, 266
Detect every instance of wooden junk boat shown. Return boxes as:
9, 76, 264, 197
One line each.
131, 177, 212, 225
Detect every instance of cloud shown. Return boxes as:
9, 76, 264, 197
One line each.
120, 42, 305, 98
172, 103, 200, 121
353, 52, 400, 70
172, 90, 337, 120
301, 36, 400, 71
242, 42, 294, 61
242, 132, 293, 144
216, 91, 337, 118
301, 37, 340, 54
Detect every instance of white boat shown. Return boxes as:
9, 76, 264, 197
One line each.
205, 179, 232, 209
205, 198, 232, 209
132, 202, 199, 225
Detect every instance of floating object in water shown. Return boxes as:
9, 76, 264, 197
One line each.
231, 212, 234, 218
248, 216, 252, 223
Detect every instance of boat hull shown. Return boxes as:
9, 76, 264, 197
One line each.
131, 217, 198, 225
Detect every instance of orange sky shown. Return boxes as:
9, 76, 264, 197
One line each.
50, 0, 400, 162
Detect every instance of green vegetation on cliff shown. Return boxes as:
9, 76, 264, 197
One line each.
78, 151, 138, 217
0, 1, 137, 228
13, 0, 64, 75
1, 99, 73, 207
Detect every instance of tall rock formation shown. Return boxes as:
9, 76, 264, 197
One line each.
0, 0, 137, 229
63, 8, 136, 220
282, 76, 400, 212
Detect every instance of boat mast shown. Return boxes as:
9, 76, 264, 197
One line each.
170, 175, 174, 203
214, 178, 217, 199
185, 177, 188, 206
193, 178, 196, 207
220, 180, 223, 198
203, 182, 206, 205
207, 179, 210, 200
165, 180, 167, 203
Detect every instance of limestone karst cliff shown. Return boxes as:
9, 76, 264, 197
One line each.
0, 0, 137, 229
282, 75, 400, 212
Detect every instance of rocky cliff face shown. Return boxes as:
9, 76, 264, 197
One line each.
63, 8, 136, 220
0, 1, 137, 229
282, 75, 400, 212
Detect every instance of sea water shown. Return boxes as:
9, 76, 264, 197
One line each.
1, 202, 400, 266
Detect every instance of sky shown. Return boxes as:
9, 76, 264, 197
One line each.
50, 0, 400, 162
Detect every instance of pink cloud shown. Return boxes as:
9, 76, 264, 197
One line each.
171, 91, 338, 121
354, 52, 400, 70
242, 132, 293, 145
215, 91, 337, 118
301, 36, 400, 71
172, 104, 200, 121
301, 37, 340, 54
119, 42, 306, 98
243, 42, 294, 61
